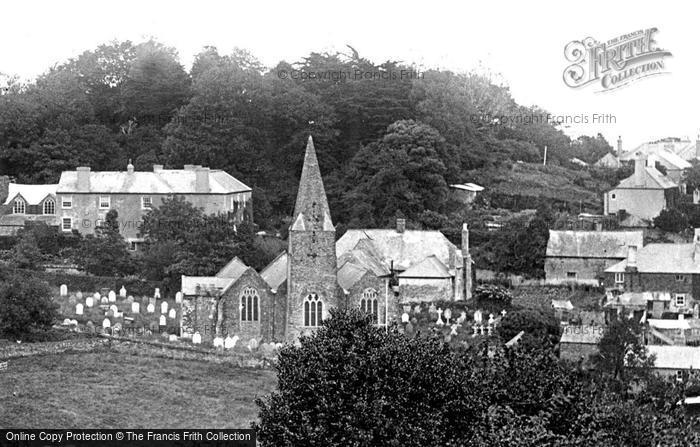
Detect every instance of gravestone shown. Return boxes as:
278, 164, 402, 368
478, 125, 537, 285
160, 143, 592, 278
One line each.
100, 296, 108, 305
413, 304, 422, 314
457, 311, 467, 325
260, 343, 275, 356
168, 308, 176, 319
436, 308, 444, 326
248, 338, 259, 351
108, 290, 116, 303
93, 292, 101, 302
501, 309, 507, 318
175, 291, 183, 304
213, 337, 224, 348
114, 311, 123, 319
102, 318, 111, 329
428, 303, 437, 315
192, 332, 202, 344
403, 304, 412, 313
149, 297, 156, 306
75, 303, 83, 315
169, 334, 178, 342
450, 324, 459, 336
109, 304, 118, 315
401, 312, 410, 323
60, 284, 68, 296
224, 336, 236, 349
159, 315, 166, 326
161, 301, 168, 314
119, 286, 127, 298
472, 324, 479, 337
62, 318, 71, 326
76, 291, 83, 300
85, 297, 94, 308
131, 302, 140, 314
474, 310, 482, 323
154, 288, 161, 299
444, 308, 452, 324
147, 303, 155, 314
488, 314, 495, 326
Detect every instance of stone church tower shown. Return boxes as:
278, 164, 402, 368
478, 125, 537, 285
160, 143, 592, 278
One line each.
286, 136, 339, 341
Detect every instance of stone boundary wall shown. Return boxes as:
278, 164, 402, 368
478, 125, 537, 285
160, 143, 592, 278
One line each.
0, 335, 276, 369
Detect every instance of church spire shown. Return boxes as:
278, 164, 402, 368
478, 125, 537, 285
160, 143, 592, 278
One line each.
292, 136, 333, 231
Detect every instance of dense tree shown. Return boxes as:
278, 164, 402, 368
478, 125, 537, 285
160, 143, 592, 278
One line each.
498, 308, 560, 347
0, 272, 58, 338
593, 317, 654, 382
73, 210, 135, 276
653, 207, 689, 233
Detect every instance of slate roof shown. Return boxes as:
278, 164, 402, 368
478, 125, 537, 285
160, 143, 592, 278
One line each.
594, 153, 621, 169
648, 319, 691, 330
292, 136, 334, 231
606, 243, 700, 274
216, 257, 248, 281
260, 252, 288, 291
647, 345, 700, 369
546, 230, 643, 259
57, 168, 250, 194
560, 325, 605, 344
181, 276, 235, 295
336, 229, 458, 271
615, 166, 677, 189
3, 183, 57, 205
621, 139, 698, 162
337, 262, 369, 291
450, 183, 484, 192
397, 255, 452, 278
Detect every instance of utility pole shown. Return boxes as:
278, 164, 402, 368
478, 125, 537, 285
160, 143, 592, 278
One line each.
543, 145, 547, 166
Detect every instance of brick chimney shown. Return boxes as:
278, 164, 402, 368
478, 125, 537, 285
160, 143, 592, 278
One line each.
634, 152, 647, 186
625, 245, 638, 272
195, 167, 210, 193
153, 164, 163, 172
76, 167, 90, 191
396, 218, 406, 233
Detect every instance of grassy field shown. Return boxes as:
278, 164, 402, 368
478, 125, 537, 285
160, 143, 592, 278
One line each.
0, 352, 277, 428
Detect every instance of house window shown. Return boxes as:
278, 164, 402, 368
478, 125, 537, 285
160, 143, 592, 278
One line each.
615, 273, 625, 284
676, 294, 686, 307
360, 288, 379, 324
62, 196, 72, 209
566, 272, 577, 279
303, 293, 323, 327
611, 193, 616, 200
141, 196, 152, 210
240, 287, 259, 322
12, 198, 25, 214
43, 199, 55, 215
99, 196, 110, 209
61, 218, 72, 232
676, 275, 685, 281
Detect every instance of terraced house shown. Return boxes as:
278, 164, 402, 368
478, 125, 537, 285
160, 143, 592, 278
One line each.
56, 162, 252, 249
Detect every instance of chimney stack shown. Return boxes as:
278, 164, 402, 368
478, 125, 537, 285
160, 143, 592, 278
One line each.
396, 218, 406, 233
634, 152, 647, 186
617, 135, 622, 155
76, 167, 90, 191
595, 221, 603, 232
625, 245, 638, 272
195, 167, 210, 193
127, 159, 134, 174
153, 164, 163, 172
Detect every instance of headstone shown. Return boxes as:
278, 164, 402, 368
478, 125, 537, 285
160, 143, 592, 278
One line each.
108, 290, 116, 302
224, 336, 236, 349
450, 324, 459, 336
154, 288, 161, 299
142, 296, 150, 305
147, 303, 155, 313
169, 334, 178, 342
161, 301, 168, 314
131, 302, 140, 314
501, 309, 507, 318
101, 296, 108, 305
413, 304, 421, 314
109, 304, 118, 315
403, 304, 412, 313
479, 324, 485, 336
192, 332, 202, 344
168, 308, 176, 319
487, 324, 493, 336
474, 310, 482, 323
248, 338, 259, 351
175, 291, 183, 304
488, 314, 495, 326
76, 291, 83, 300
93, 292, 100, 302
62, 318, 71, 326
119, 286, 127, 297
428, 303, 437, 315
115, 311, 123, 319
69, 319, 78, 326
213, 337, 224, 348
457, 311, 467, 325
472, 324, 478, 337
75, 303, 83, 315
85, 297, 94, 308
148, 297, 156, 306
436, 308, 444, 326
102, 318, 111, 329
444, 308, 452, 324
60, 284, 68, 296
401, 312, 410, 323
159, 315, 166, 326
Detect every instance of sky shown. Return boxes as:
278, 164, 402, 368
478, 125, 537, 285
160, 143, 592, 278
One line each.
1, 0, 697, 152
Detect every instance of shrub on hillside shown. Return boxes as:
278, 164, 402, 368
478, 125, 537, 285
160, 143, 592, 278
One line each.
0, 272, 58, 339
653, 208, 689, 233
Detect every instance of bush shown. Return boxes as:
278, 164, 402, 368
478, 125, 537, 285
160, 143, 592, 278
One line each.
498, 308, 561, 346
474, 284, 513, 308
0, 272, 58, 339
653, 208, 689, 233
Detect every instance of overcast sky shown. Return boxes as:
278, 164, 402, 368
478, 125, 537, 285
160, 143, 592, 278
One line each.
1, 0, 696, 152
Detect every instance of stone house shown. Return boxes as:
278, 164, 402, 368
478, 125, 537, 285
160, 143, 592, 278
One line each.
56, 162, 252, 249
181, 136, 474, 343
645, 345, 700, 381
0, 183, 59, 235
603, 231, 700, 319
559, 325, 604, 367
604, 152, 680, 225
545, 230, 643, 286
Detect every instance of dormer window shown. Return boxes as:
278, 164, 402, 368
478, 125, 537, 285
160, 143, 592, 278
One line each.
12, 198, 25, 214
43, 199, 55, 215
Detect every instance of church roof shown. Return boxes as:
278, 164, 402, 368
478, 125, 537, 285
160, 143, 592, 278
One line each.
181, 276, 236, 295
337, 262, 369, 291
397, 255, 451, 278
292, 136, 334, 231
336, 229, 458, 272
260, 251, 288, 290
216, 257, 248, 280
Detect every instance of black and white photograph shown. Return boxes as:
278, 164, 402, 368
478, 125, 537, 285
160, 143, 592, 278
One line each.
0, 1, 699, 445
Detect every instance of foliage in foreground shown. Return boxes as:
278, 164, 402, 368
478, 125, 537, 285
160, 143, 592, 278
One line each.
0, 271, 58, 339
256, 309, 699, 446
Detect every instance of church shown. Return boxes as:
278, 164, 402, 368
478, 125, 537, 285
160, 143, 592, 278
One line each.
180, 136, 473, 342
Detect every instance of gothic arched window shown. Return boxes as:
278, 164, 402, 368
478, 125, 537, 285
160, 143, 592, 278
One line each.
304, 293, 323, 327
43, 199, 55, 215
240, 287, 259, 322
360, 288, 379, 324
13, 198, 25, 214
